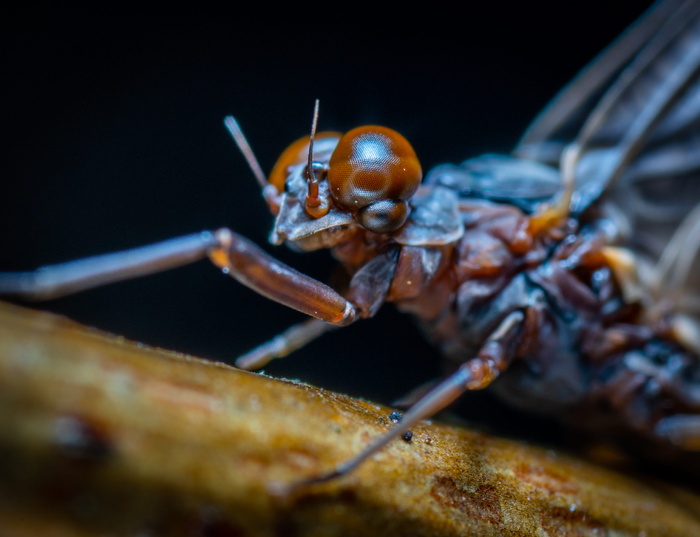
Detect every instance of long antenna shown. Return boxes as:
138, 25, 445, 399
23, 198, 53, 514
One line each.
306, 99, 320, 182
223, 116, 268, 190
305, 99, 321, 203
304, 99, 329, 218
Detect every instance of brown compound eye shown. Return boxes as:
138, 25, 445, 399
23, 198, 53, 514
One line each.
328, 126, 422, 232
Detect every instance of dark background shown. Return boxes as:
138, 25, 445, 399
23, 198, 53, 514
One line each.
0, 3, 654, 438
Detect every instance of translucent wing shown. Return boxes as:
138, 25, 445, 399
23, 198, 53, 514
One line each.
516, 0, 700, 340
516, 0, 700, 257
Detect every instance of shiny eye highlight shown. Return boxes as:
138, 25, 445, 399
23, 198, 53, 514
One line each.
327, 126, 422, 231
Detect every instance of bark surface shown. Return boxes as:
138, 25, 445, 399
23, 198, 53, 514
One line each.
0, 301, 698, 536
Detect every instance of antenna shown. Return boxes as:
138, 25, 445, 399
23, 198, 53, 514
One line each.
306, 99, 320, 184
223, 116, 268, 190
304, 99, 329, 218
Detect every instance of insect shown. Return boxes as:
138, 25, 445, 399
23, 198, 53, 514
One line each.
3, 0, 700, 486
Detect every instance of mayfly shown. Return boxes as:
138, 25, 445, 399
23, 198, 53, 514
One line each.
3, 0, 700, 485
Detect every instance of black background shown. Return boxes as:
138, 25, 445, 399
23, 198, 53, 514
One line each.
1, 3, 655, 438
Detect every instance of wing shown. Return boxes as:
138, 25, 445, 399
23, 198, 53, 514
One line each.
425, 1, 700, 238
515, 0, 700, 258
516, 0, 700, 343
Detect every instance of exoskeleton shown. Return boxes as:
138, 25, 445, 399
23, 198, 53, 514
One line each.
2, 0, 700, 484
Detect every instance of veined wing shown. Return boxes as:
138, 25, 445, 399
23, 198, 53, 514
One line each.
517, 0, 700, 341
516, 0, 700, 258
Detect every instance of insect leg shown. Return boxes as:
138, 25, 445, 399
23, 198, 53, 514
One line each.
235, 318, 338, 370
0, 232, 220, 300
209, 229, 356, 326
0, 228, 359, 331
284, 310, 525, 490
233, 246, 399, 369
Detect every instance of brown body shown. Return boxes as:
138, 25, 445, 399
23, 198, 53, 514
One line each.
324, 165, 700, 472
2, 0, 700, 485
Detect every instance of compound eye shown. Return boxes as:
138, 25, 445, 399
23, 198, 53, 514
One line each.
356, 200, 409, 233
327, 126, 422, 212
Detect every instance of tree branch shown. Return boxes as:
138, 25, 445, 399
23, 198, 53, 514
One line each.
0, 301, 698, 536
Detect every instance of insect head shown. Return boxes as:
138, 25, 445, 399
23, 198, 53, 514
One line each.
266, 120, 422, 249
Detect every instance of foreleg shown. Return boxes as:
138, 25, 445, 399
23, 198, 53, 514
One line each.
0, 232, 219, 300
232, 245, 400, 369
0, 229, 357, 328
